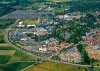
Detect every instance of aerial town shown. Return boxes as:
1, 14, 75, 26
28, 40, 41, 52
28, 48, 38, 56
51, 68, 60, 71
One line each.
0, 0, 100, 71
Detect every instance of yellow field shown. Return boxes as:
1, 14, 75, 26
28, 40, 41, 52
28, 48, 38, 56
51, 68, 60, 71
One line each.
25, 67, 48, 71
24, 61, 88, 71
0, 43, 9, 46
0, 30, 5, 34
0, 50, 16, 56
8, 56, 21, 63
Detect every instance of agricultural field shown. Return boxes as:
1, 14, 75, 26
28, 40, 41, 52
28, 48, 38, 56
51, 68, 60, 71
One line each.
0, 62, 35, 71
0, 46, 13, 64
0, 19, 15, 29
0, 50, 16, 56
0, 19, 15, 43
9, 50, 37, 63
24, 61, 89, 71
0, 43, 36, 64
0, 43, 9, 46
0, 45, 15, 50
0, 20, 16, 64
0, 43, 15, 64
0, 30, 5, 43
0, 55, 11, 64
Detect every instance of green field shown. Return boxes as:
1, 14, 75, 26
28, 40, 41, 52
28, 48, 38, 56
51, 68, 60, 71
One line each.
0, 55, 11, 64
24, 61, 89, 71
0, 46, 15, 50
0, 44, 15, 64
0, 19, 15, 29
0, 30, 5, 43
22, 19, 39, 25
95, 68, 100, 71
8, 47, 37, 63
0, 43, 9, 46
0, 43, 37, 70
0, 50, 16, 56
0, 43, 36, 64
8, 50, 37, 63
0, 62, 34, 71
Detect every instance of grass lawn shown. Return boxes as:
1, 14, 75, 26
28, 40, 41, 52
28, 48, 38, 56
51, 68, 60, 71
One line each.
0, 55, 11, 64
0, 62, 34, 71
24, 61, 89, 71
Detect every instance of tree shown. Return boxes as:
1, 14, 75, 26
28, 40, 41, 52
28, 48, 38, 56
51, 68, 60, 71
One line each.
77, 44, 84, 52
77, 44, 91, 65
51, 55, 60, 61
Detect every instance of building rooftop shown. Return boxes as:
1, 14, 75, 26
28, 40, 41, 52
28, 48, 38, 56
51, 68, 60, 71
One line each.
86, 45, 100, 60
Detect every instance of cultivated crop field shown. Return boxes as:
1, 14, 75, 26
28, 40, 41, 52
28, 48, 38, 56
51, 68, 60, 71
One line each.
0, 19, 15, 29
0, 46, 15, 50
0, 43, 15, 64
0, 62, 35, 71
24, 61, 89, 71
0, 55, 11, 64
0, 50, 16, 56
0, 30, 5, 43
0, 43, 36, 64
8, 51, 36, 63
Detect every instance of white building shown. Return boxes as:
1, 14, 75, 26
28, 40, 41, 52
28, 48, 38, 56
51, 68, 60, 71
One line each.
20, 38, 28, 41
18, 21, 25, 28
19, 21, 23, 25
64, 14, 70, 19
27, 25, 36, 28
39, 45, 47, 52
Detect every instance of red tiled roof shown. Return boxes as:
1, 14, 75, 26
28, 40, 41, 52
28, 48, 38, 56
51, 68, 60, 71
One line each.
87, 32, 100, 45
